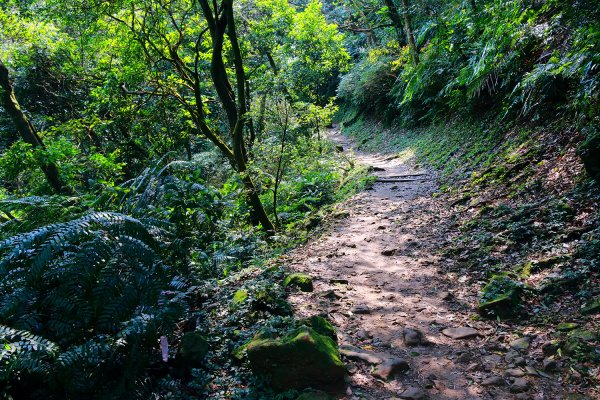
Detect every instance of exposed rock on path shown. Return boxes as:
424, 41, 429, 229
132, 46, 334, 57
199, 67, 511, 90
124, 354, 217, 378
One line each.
282, 129, 569, 399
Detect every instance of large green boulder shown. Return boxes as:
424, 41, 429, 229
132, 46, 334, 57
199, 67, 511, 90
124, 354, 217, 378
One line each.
298, 316, 337, 343
284, 273, 314, 292
246, 326, 345, 390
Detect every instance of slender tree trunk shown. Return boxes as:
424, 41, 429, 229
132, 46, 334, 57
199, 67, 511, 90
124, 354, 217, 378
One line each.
383, 0, 405, 45
245, 79, 257, 150
399, 0, 420, 65
257, 91, 267, 135
225, 0, 275, 234
0, 59, 67, 194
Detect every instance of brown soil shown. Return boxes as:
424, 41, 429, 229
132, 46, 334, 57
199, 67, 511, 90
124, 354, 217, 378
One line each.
281, 129, 575, 400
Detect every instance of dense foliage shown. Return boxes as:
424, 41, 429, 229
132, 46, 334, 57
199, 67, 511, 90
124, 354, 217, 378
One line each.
0, 0, 370, 397
336, 0, 600, 126
1, 0, 599, 397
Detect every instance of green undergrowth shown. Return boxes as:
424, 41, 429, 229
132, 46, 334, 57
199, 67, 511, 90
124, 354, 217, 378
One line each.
339, 109, 505, 181
0, 135, 370, 399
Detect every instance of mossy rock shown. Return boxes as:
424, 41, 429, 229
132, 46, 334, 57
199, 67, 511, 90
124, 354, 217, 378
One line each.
232, 331, 271, 361
246, 326, 345, 391
562, 329, 599, 362
569, 329, 597, 342
556, 323, 579, 332
581, 297, 600, 315
516, 256, 563, 278
253, 288, 293, 315
178, 332, 209, 367
284, 273, 314, 292
297, 315, 337, 343
296, 390, 332, 400
232, 289, 249, 305
578, 129, 600, 182
478, 275, 523, 319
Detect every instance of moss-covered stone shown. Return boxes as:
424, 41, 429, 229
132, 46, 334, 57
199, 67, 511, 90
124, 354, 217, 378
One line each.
232, 289, 249, 305
232, 331, 271, 361
284, 273, 314, 292
296, 390, 332, 400
516, 256, 563, 278
581, 296, 600, 315
578, 129, 600, 182
298, 315, 337, 343
178, 332, 209, 367
252, 288, 293, 315
562, 329, 599, 361
556, 322, 579, 332
246, 326, 345, 390
569, 329, 597, 342
478, 275, 523, 319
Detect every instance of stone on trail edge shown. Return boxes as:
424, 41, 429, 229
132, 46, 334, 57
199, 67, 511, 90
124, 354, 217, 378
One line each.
246, 326, 345, 390
339, 344, 384, 365
284, 273, 314, 292
399, 386, 427, 399
371, 358, 409, 380
441, 327, 481, 339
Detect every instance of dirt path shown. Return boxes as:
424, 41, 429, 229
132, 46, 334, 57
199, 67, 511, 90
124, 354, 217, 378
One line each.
282, 129, 566, 399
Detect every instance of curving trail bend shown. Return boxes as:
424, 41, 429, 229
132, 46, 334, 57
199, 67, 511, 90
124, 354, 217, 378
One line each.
282, 128, 566, 400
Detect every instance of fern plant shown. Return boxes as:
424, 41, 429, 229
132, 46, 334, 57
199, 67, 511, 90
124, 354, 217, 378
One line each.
0, 212, 191, 399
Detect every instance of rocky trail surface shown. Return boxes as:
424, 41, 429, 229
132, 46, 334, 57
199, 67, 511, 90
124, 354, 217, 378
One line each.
281, 129, 571, 400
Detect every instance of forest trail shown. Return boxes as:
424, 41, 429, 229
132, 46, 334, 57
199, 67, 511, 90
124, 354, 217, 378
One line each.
283, 128, 566, 400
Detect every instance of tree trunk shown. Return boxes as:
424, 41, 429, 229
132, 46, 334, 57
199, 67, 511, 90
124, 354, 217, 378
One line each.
225, 1, 275, 234
399, 0, 420, 65
383, 0, 405, 45
0, 59, 67, 194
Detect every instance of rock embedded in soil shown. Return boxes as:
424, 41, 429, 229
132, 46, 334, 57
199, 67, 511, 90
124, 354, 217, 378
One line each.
512, 356, 526, 367
381, 248, 397, 256
284, 273, 314, 292
178, 332, 209, 367
525, 366, 539, 376
556, 322, 579, 332
542, 358, 559, 372
510, 337, 531, 351
439, 291, 453, 301
477, 275, 523, 319
403, 328, 425, 347
246, 326, 345, 390
581, 296, 600, 315
371, 358, 410, 380
441, 327, 480, 339
330, 278, 349, 285
399, 386, 426, 400
482, 375, 505, 386
505, 368, 525, 378
351, 305, 371, 314
356, 328, 371, 340
339, 344, 384, 365
456, 352, 471, 363
298, 315, 338, 343
509, 378, 529, 393
319, 289, 342, 300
